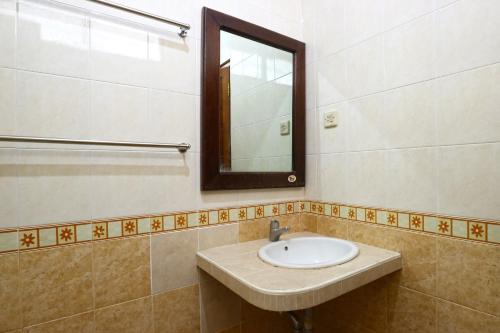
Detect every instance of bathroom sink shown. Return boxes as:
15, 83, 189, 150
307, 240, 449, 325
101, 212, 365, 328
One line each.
258, 236, 359, 269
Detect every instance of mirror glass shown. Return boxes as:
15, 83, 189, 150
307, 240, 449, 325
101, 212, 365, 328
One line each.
219, 30, 293, 172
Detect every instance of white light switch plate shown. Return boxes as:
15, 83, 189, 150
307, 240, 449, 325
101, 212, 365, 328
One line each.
324, 110, 339, 128
280, 120, 290, 135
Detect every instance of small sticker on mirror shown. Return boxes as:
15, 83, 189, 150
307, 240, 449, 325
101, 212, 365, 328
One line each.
288, 175, 296, 183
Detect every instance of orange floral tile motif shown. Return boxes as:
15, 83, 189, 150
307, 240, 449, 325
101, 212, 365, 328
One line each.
59, 227, 73, 241
272, 205, 279, 216
387, 213, 397, 226
20, 232, 37, 248
93, 223, 106, 239
348, 208, 356, 219
238, 209, 246, 220
299, 203, 305, 212
198, 212, 208, 225
122, 220, 137, 235
219, 210, 229, 223
469, 222, 486, 240
438, 219, 450, 234
175, 214, 187, 229
332, 205, 339, 217
318, 205, 324, 214
366, 209, 376, 222
410, 215, 423, 230
58, 226, 75, 244
151, 217, 163, 232
287, 203, 294, 213
256, 206, 264, 218
311, 203, 317, 213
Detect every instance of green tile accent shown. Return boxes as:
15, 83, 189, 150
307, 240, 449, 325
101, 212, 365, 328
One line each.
339, 206, 349, 219
188, 213, 199, 227
229, 209, 239, 222
356, 208, 366, 221
324, 204, 332, 216
0, 231, 18, 252
107, 221, 122, 238
164, 215, 175, 230
487, 224, 500, 244
208, 210, 219, 224
452, 219, 467, 238
76, 223, 93, 241
376, 210, 388, 225
264, 205, 273, 217
246, 207, 255, 219
398, 213, 410, 229
39, 228, 57, 247
424, 216, 438, 233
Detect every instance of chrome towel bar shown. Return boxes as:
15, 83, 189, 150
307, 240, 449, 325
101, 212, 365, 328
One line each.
89, 0, 190, 37
0, 135, 191, 152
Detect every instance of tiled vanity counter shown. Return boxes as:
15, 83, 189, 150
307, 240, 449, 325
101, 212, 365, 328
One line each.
197, 232, 402, 311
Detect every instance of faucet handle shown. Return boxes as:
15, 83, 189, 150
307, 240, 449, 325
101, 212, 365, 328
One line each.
270, 219, 280, 230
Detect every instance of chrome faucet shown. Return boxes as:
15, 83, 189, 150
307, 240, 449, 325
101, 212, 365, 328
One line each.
269, 219, 289, 242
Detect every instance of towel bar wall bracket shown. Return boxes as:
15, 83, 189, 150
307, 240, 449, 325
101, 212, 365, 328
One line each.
68, 0, 191, 37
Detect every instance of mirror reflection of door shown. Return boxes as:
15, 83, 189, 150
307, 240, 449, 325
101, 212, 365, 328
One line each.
220, 30, 294, 173
219, 59, 231, 171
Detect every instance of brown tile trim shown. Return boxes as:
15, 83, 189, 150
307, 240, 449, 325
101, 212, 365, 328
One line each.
303, 200, 500, 246
2, 199, 498, 254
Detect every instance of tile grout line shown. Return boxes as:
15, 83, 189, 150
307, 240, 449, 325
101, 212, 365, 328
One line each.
314, 60, 500, 111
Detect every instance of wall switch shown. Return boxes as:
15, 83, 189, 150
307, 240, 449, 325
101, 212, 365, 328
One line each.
280, 120, 290, 135
324, 110, 339, 128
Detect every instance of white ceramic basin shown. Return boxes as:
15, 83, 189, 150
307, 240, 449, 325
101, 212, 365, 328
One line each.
258, 237, 359, 269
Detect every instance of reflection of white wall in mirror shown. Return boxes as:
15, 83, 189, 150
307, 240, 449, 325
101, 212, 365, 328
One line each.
220, 30, 294, 172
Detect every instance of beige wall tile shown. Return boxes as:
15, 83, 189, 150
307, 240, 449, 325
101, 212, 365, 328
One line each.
240, 300, 291, 333
95, 297, 153, 333
93, 236, 151, 308
388, 285, 436, 333
437, 143, 500, 220
398, 231, 437, 295
318, 153, 347, 204
436, 63, 500, 146
218, 325, 241, 333
348, 221, 437, 295
313, 278, 387, 333
23, 311, 94, 333
16, 149, 92, 227
15, 71, 91, 140
153, 284, 200, 333
348, 221, 401, 252
316, 216, 348, 239
19, 244, 93, 326
199, 224, 239, 251
437, 237, 500, 316
238, 219, 268, 242
199, 271, 241, 333
151, 229, 198, 294
437, 299, 500, 333
0, 253, 21, 332
297, 213, 318, 233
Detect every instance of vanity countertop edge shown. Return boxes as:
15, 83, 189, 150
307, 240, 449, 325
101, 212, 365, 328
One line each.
196, 232, 402, 311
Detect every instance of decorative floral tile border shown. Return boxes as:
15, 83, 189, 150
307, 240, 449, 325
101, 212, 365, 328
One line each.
305, 201, 500, 245
0, 200, 498, 254
0, 201, 299, 254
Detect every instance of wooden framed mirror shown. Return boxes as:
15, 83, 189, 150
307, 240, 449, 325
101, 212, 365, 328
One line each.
201, 7, 305, 190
